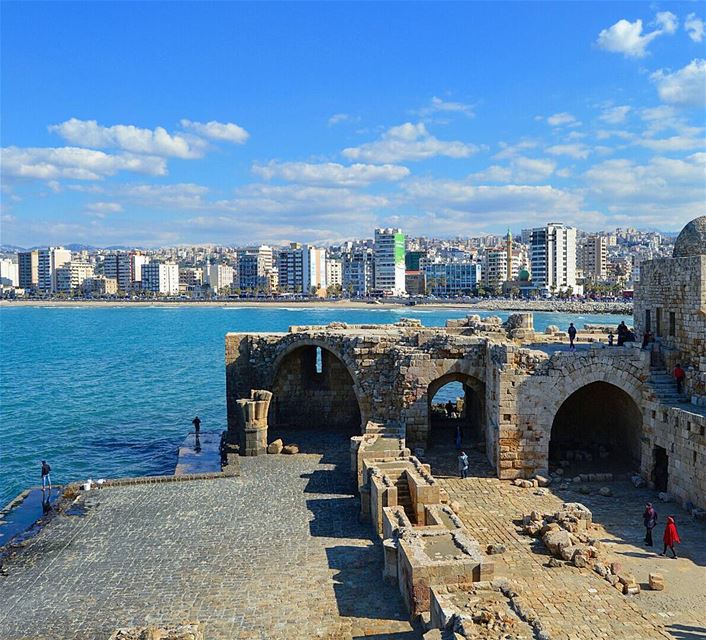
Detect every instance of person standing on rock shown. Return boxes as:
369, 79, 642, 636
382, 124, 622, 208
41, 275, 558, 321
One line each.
660, 516, 681, 558
673, 363, 686, 396
458, 451, 469, 479
567, 323, 577, 351
192, 416, 201, 435
643, 502, 657, 547
41, 460, 51, 492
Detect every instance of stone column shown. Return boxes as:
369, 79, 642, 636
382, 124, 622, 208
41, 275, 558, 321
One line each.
237, 389, 272, 456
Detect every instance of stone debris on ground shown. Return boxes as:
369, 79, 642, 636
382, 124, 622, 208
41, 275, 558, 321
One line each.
266, 438, 283, 454
108, 623, 203, 640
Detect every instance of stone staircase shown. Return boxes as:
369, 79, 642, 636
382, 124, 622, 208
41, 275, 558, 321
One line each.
648, 368, 683, 404
395, 478, 416, 524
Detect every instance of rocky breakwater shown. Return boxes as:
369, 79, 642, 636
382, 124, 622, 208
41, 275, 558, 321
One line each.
465, 299, 632, 315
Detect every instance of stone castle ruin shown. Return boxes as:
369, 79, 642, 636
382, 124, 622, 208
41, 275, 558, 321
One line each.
226, 217, 706, 512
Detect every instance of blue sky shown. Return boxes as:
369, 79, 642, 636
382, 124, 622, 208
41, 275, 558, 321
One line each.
1, 1, 704, 247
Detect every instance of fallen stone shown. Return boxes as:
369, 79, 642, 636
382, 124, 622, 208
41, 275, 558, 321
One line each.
610, 561, 622, 575
267, 439, 283, 454
542, 529, 572, 556
593, 563, 608, 577
572, 550, 588, 568
658, 492, 673, 502
606, 574, 619, 586
578, 485, 592, 495
624, 584, 641, 596
487, 544, 507, 555
649, 573, 665, 591
618, 573, 636, 587
109, 623, 203, 640
282, 444, 299, 455
546, 557, 562, 568
631, 475, 646, 488
422, 630, 442, 640
534, 474, 551, 487
598, 487, 613, 497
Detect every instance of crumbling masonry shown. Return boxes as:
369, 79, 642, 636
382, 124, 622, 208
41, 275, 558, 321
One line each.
226, 217, 706, 512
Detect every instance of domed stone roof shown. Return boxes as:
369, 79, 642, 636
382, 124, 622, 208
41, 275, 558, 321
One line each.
673, 216, 706, 258
518, 268, 530, 282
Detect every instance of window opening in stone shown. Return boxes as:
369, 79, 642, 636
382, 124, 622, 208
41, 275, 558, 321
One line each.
669, 312, 675, 337
656, 308, 662, 337
645, 309, 651, 333
427, 375, 485, 453
315, 346, 323, 374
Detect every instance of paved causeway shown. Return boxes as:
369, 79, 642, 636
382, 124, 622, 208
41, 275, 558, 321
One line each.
0, 430, 419, 640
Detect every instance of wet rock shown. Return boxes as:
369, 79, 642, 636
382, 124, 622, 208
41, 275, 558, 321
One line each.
598, 487, 613, 497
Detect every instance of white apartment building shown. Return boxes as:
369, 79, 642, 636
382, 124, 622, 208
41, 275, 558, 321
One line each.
529, 223, 579, 294
141, 261, 179, 295
343, 246, 374, 296
131, 253, 150, 287
38, 247, 72, 293
18, 250, 39, 289
206, 263, 235, 293
303, 246, 327, 293
239, 245, 274, 291
326, 258, 342, 289
56, 259, 95, 293
0, 258, 19, 287
374, 228, 406, 295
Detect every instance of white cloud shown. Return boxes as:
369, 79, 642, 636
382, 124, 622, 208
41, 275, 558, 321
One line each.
179, 119, 249, 144
596, 12, 677, 58
469, 157, 556, 183
327, 113, 359, 126
547, 112, 580, 127
493, 140, 539, 160
120, 183, 210, 210
342, 122, 478, 162
651, 59, 706, 107
85, 201, 123, 214
599, 105, 632, 124
584, 153, 705, 227
685, 13, 705, 42
546, 144, 591, 159
49, 118, 205, 158
1, 146, 167, 181
251, 160, 410, 186
418, 96, 475, 118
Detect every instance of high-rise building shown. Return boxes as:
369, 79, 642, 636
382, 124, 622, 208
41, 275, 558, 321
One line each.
303, 246, 327, 293
529, 223, 578, 293
239, 246, 273, 291
17, 250, 39, 289
326, 258, 342, 289
141, 261, 179, 295
38, 247, 72, 293
0, 258, 19, 287
103, 252, 132, 292
55, 259, 95, 293
343, 246, 374, 296
374, 228, 406, 295
277, 243, 305, 292
131, 253, 150, 287
206, 263, 235, 293
582, 235, 608, 281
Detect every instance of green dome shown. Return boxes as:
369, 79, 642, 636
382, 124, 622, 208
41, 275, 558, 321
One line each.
518, 268, 530, 282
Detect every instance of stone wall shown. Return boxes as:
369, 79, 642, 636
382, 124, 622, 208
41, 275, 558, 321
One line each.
635, 255, 706, 399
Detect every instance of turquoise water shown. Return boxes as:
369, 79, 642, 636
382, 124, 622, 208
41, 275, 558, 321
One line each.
0, 305, 630, 505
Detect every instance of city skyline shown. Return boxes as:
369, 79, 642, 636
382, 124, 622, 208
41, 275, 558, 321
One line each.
1, 2, 705, 248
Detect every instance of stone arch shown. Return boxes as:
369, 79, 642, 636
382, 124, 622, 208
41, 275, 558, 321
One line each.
269, 338, 366, 433
541, 367, 646, 473
427, 371, 486, 449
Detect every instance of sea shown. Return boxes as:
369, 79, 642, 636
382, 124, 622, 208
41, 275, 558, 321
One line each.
0, 305, 631, 506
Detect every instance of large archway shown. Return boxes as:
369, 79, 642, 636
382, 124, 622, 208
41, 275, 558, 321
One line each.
427, 373, 485, 450
269, 343, 362, 434
549, 381, 642, 474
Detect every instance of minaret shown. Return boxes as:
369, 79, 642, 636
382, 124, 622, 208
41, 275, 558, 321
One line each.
506, 228, 513, 282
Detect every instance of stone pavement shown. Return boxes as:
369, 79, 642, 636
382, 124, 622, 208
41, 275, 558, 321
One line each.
0, 429, 419, 640
425, 444, 706, 640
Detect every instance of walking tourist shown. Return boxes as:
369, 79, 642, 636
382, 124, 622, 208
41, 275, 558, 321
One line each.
673, 363, 686, 395
458, 450, 469, 479
567, 323, 577, 351
608, 331, 614, 346
192, 415, 201, 435
617, 321, 628, 346
643, 502, 657, 546
445, 401, 454, 417
642, 330, 653, 349
41, 460, 51, 492
660, 516, 681, 558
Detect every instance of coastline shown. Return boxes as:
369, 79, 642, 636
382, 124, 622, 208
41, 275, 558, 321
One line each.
0, 298, 633, 314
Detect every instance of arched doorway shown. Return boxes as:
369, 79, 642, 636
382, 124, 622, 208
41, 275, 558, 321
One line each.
549, 381, 642, 474
427, 374, 485, 450
269, 344, 362, 434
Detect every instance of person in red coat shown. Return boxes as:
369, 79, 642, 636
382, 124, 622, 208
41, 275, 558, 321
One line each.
660, 516, 681, 558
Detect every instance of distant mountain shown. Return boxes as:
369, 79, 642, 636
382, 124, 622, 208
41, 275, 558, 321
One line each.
0, 244, 26, 253
65, 243, 98, 251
